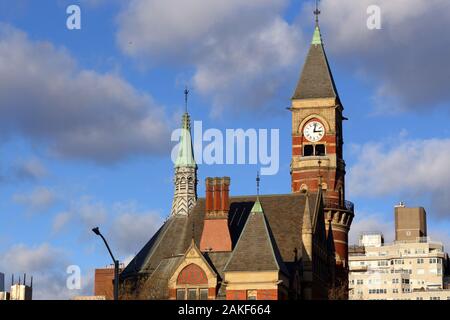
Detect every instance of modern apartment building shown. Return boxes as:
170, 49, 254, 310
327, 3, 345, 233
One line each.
349, 205, 450, 300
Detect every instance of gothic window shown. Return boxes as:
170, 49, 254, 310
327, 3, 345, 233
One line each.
176, 264, 210, 300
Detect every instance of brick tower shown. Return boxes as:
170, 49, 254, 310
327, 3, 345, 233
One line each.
289, 15, 354, 291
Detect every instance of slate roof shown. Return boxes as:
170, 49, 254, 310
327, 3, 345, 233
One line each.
121, 193, 317, 278
224, 199, 289, 275
292, 26, 339, 100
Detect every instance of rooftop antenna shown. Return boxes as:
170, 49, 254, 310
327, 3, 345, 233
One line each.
23, 273, 26, 286
184, 86, 190, 114
11, 274, 14, 286
30, 276, 33, 288
314, 0, 321, 25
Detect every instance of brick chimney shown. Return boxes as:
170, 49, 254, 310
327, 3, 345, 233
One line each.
200, 177, 232, 252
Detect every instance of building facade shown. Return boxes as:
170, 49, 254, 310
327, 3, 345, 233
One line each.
119, 16, 354, 301
349, 205, 450, 300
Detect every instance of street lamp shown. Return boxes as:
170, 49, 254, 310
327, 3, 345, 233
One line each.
92, 227, 119, 300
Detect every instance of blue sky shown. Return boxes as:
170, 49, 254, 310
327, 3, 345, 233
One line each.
0, 0, 450, 299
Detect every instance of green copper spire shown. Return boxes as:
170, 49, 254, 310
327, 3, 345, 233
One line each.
251, 198, 263, 214
312, 25, 322, 45
175, 112, 196, 168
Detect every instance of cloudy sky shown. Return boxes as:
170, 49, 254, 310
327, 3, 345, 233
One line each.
0, 0, 449, 299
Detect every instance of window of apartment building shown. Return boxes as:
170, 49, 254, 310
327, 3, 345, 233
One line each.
357, 279, 363, 285
417, 258, 424, 264
416, 297, 423, 300
378, 260, 388, 267
392, 278, 399, 284
430, 297, 441, 300
402, 279, 410, 284
429, 258, 437, 264
393, 289, 399, 294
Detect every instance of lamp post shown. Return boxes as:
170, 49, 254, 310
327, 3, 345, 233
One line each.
92, 227, 119, 300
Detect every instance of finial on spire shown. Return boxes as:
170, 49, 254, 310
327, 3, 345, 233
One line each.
314, 0, 321, 25
256, 170, 261, 198
184, 86, 190, 113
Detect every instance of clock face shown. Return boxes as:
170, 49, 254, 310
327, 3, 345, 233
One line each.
303, 121, 325, 142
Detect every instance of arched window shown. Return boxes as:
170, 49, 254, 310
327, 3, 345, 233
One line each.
176, 264, 209, 300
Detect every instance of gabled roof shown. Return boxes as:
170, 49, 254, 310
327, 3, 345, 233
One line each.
121, 193, 318, 279
292, 25, 339, 100
223, 199, 289, 275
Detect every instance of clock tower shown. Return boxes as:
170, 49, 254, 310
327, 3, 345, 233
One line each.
290, 18, 354, 291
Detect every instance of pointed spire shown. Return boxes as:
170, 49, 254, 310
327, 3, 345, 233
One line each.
292, 1, 339, 101
175, 93, 196, 168
302, 194, 313, 231
171, 89, 198, 216
312, 25, 323, 45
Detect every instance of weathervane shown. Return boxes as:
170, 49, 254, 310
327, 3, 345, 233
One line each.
256, 170, 261, 198
184, 86, 190, 113
314, 0, 321, 25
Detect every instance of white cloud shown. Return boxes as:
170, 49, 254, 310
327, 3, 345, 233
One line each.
109, 211, 163, 256
116, 0, 303, 115
0, 24, 171, 163
349, 212, 394, 245
316, 0, 450, 111
0, 243, 92, 300
348, 138, 450, 218
52, 197, 163, 259
13, 157, 47, 181
52, 212, 72, 233
13, 186, 56, 212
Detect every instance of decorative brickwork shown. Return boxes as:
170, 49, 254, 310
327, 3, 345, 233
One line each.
177, 264, 208, 285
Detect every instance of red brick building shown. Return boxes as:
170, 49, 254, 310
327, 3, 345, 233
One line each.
119, 17, 353, 300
